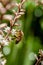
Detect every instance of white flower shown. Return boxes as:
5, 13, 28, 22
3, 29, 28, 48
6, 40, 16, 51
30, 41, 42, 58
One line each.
0, 35, 3, 39
0, 52, 3, 58
0, 59, 2, 65
1, 59, 6, 65
0, 52, 6, 65
2, 39, 9, 46
0, 58, 6, 65
4, 27, 10, 33
11, 29, 16, 35
0, 35, 4, 43
0, 35, 9, 46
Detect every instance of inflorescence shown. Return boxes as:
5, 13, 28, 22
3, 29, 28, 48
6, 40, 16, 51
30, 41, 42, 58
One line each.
0, 0, 25, 65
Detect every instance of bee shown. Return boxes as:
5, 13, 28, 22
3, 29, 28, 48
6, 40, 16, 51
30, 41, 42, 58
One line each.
15, 30, 24, 44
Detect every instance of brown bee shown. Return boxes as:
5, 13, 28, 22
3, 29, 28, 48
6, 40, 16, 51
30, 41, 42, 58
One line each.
15, 30, 24, 44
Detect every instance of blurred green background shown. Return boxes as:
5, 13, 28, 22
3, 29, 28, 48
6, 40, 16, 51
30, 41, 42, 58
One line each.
2, 0, 43, 65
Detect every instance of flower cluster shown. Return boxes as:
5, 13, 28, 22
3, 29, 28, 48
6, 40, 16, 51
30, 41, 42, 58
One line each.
35, 49, 43, 65
0, 0, 25, 65
0, 52, 6, 65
